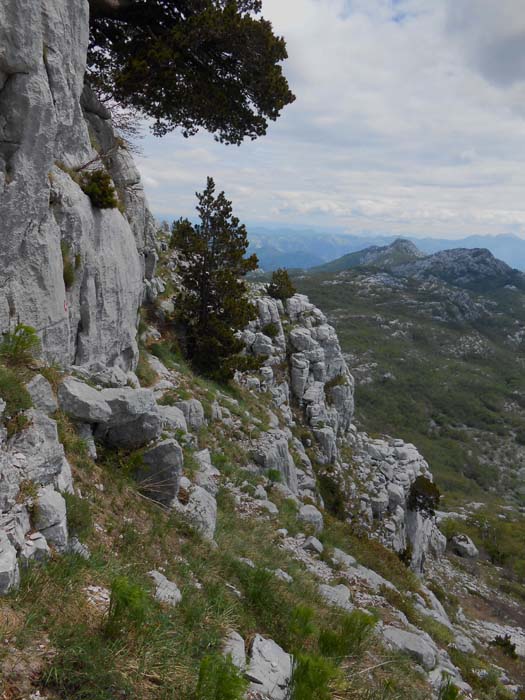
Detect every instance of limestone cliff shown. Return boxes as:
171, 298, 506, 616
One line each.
242, 290, 445, 574
0, 0, 155, 371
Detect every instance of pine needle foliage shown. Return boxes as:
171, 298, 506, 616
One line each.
87, 0, 295, 144
267, 267, 296, 301
172, 177, 259, 382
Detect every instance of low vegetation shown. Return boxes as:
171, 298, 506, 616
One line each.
0, 324, 41, 366
79, 169, 118, 209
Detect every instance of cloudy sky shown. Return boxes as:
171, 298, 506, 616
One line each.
136, 0, 525, 239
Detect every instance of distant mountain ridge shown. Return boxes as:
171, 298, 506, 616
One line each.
310, 238, 525, 292
309, 238, 425, 274
247, 228, 525, 272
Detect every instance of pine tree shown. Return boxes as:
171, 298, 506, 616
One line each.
267, 268, 296, 301
87, 1, 295, 144
172, 177, 258, 381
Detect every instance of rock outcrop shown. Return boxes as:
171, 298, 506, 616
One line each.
241, 290, 444, 573
0, 0, 156, 371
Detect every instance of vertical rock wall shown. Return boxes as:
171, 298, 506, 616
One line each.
0, 0, 155, 370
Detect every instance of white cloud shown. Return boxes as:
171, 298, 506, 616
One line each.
135, 0, 525, 238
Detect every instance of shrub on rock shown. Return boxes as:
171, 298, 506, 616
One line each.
267, 268, 296, 301
0, 324, 41, 365
407, 475, 440, 516
80, 169, 118, 209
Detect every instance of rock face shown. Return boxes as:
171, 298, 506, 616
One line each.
26, 375, 57, 414
0, 532, 19, 594
0, 0, 155, 371
0, 406, 74, 588
1, 410, 73, 512
251, 430, 299, 493
241, 291, 443, 573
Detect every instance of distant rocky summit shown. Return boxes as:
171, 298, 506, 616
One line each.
313, 238, 525, 292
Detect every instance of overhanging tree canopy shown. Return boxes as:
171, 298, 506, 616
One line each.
87, 0, 296, 144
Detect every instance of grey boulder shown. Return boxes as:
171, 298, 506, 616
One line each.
34, 486, 68, 551
19, 532, 51, 566
246, 634, 292, 700
134, 439, 183, 506
26, 375, 57, 414
58, 377, 112, 423
222, 630, 246, 670
97, 387, 161, 449
332, 547, 357, 570
251, 431, 298, 494
0, 533, 19, 594
159, 405, 188, 433
319, 583, 354, 612
303, 536, 324, 555
174, 399, 205, 431
175, 479, 217, 540
451, 534, 479, 559
149, 570, 182, 606
297, 504, 323, 534
194, 449, 220, 496
382, 626, 437, 670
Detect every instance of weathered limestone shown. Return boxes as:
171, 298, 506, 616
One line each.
297, 504, 324, 534
0, 0, 154, 370
222, 630, 246, 670
97, 387, 161, 449
149, 570, 182, 606
58, 377, 112, 423
251, 430, 298, 494
319, 583, 354, 612
174, 399, 205, 432
135, 440, 183, 506
193, 449, 220, 496
382, 626, 438, 670
246, 635, 292, 700
175, 477, 217, 540
26, 375, 57, 414
451, 534, 479, 559
2, 410, 73, 511
0, 533, 19, 594
159, 405, 188, 433
19, 533, 50, 566
34, 486, 68, 551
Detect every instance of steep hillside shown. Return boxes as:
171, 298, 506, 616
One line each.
1, 239, 524, 698
0, 3, 524, 700
295, 260, 525, 502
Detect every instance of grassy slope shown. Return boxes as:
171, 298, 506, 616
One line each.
294, 270, 525, 506
0, 353, 431, 700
